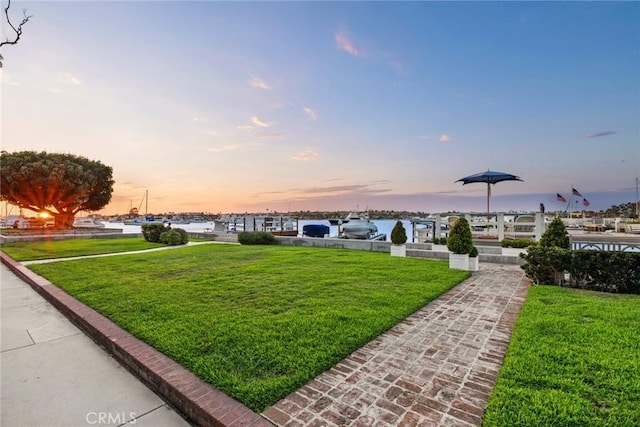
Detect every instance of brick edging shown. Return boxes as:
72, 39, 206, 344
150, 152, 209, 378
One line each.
1, 252, 273, 427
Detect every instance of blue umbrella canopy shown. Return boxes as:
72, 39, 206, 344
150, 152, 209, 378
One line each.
456, 170, 523, 219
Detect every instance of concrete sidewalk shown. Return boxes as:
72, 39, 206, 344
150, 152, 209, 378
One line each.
0, 263, 191, 427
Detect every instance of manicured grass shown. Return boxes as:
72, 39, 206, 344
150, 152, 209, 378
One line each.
483, 286, 640, 427
1, 237, 165, 261
26, 243, 469, 411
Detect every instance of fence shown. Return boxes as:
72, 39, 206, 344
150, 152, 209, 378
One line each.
570, 235, 640, 252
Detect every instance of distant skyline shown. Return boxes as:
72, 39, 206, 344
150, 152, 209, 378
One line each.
2, 1, 638, 215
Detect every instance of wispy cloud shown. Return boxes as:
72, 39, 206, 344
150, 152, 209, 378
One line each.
439, 134, 452, 142
582, 131, 617, 138
63, 73, 82, 85
261, 182, 391, 197
303, 107, 317, 121
254, 132, 281, 139
290, 149, 319, 161
249, 75, 271, 90
251, 117, 271, 127
207, 144, 240, 152
335, 31, 362, 57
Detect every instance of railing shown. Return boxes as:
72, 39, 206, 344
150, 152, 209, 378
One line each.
418, 212, 546, 242
570, 235, 640, 252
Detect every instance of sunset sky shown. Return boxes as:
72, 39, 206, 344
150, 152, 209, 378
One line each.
2, 1, 639, 215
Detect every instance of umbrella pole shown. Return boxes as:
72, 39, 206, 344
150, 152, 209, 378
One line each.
487, 183, 491, 231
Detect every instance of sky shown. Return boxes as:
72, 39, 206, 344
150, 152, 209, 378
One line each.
2, 0, 639, 216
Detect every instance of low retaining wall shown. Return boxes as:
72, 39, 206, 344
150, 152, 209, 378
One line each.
275, 235, 391, 252
273, 236, 524, 265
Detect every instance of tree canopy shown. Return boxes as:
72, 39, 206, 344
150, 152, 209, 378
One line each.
0, 151, 114, 228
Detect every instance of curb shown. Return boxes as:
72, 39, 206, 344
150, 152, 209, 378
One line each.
0, 252, 273, 427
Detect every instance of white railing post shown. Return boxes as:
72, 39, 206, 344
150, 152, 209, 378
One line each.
435, 216, 442, 239
498, 213, 505, 241
535, 212, 544, 241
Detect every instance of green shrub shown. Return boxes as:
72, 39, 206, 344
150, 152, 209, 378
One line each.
141, 223, 167, 243
469, 246, 478, 257
390, 220, 407, 245
238, 231, 278, 245
520, 246, 571, 285
173, 227, 189, 244
539, 217, 569, 249
433, 236, 447, 245
159, 230, 183, 246
571, 251, 640, 294
502, 239, 534, 248
447, 217, 473, 254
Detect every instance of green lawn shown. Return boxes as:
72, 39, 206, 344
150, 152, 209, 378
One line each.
22, 243, 469, 411
483, 286, 640, 427
1, 237, 164, 261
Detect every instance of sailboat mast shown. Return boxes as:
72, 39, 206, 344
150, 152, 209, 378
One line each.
636, 177, 640, 219
145, 189, 148, 216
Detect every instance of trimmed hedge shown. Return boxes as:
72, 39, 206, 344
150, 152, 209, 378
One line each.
571, 251, 640, 294
160, 230, 183, 246
390, 220, 407, 245
142, 223, 188, 246
141, 223, 167, 243
520, 246, 571, 285
447, 217, 473, 254
502, 239, 534, 248
238, 231, 278, 245
520, 247, 640, 294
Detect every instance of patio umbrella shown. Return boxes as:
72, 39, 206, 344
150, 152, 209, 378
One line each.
455, 170, 523, 222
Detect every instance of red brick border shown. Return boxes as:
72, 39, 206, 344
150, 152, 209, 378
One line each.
1, 252, 273, 427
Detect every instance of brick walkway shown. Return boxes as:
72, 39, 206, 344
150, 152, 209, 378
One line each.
262, 264, 529, 427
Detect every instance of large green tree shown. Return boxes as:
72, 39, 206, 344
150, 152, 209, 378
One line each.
0, 151, 114, 228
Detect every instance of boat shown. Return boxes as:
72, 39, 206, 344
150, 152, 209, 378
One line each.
339, 212, 379, 239
328, 217, 350, 226
214, 214, 299, 236
122, 215, 162, 225
303, 224, 330, 238
73, 217, 106, 228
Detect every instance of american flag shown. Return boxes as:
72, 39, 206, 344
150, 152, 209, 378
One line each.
557, 193, 567, 203
582, 198, 590, 207
572, 188, 582, 197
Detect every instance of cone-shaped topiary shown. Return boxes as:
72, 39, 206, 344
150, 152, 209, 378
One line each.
539, 216, 570, 249
390, 220, 408, 245
447, 217, 474, 254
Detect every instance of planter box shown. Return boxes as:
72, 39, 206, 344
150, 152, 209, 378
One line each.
468, 256, 479, 271
390, 244, 406, 257
449, 253, 469, 270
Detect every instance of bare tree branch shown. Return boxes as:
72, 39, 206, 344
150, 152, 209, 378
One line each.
0, 0, 33, 67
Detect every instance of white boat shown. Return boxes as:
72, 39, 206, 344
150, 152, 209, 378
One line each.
73, 217, 105, 228
122, 216, 162, 225
339, 212, 379, 239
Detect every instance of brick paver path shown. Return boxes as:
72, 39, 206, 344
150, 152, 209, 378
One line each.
263, 263, 529, 427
